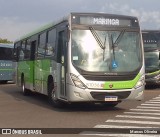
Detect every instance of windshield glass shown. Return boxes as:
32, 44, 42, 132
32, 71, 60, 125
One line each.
144, 51, 159, 73
0, 47, 13, 60
71, 29, 142, 73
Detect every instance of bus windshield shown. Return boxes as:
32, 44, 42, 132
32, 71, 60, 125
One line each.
71, 29, 141, 73
0, 47, 13, 60
144, 51, 159, 73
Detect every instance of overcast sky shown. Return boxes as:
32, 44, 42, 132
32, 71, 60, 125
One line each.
0, 0, 160, 41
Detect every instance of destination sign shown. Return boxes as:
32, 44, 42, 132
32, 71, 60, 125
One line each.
92, 18, 119, 25
72, 15, 134, 27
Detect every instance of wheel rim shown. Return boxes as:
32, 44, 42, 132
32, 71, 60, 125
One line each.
51, 87, 56, 101
22, 81, 25, 93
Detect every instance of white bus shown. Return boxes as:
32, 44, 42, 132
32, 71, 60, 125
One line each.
142, 30, 160, 86
14, 13, 145, 108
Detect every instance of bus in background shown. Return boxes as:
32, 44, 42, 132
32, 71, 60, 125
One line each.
14, 13, 145, 108
0, 43, 14, 84
142, 30, 160, 86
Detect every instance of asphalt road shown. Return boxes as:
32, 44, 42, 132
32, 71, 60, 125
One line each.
0, 83, 159, 137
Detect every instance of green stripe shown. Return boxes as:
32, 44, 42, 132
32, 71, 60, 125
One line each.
104, 74, 140, 89
147, 70, 160, 76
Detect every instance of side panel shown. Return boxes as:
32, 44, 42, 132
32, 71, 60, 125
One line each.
17, 40, 36, 89
34, 59, 51, 94
17, 60, 34, 87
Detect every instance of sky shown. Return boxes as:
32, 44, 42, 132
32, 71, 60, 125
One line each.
0, 0, 160, 41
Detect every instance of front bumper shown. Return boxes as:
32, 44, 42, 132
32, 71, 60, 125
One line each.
65, 84, 144, 102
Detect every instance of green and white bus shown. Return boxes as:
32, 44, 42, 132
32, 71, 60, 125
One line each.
142, 30, 160, 85
14, 13, 145, 107
0, 43, 14, 84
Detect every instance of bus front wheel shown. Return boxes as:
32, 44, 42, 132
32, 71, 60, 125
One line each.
48, 82, 64, 108
21, 78, 30, 96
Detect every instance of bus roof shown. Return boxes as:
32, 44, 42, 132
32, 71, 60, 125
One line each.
0, 43, 14, 48
15, 12, 139, 43
15, 16, 68, 43
71, 12, 138, 19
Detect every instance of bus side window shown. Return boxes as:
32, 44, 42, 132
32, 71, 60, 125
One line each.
46, 28, 56, 58
38, 32, 46, 58
25, 39, 31, 60
19, 41, 26, 60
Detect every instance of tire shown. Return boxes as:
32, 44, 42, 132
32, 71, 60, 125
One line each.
48, 82, 64, 108
21, 77, 30, 96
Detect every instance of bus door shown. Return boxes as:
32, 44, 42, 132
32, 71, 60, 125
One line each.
57, 29, 67, 98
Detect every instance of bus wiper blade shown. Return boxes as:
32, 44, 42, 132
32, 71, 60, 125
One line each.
89, 26, 105, 50
111, 34, 116, 61
114, 29, 125, 45
103, 36, 107, 61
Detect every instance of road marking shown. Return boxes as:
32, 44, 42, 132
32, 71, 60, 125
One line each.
94, 124, 158, 128
145, 101, 160, 104
149, 100, 160, 102
141, 103, 160, 106
124, 111, 160, 116
153, 97, 160, 99
106, 119, 160, 125
130, 109, 160, 112
81, 132, 159, 137
137, 106, 160, 109
81, 95, 160, 137
116, 115, 160, 120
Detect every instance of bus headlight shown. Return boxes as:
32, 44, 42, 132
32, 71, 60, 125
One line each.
70, 73, 86, 89
135, 75, 145, 89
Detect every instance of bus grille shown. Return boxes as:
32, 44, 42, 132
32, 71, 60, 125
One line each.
82, 74, 136, 81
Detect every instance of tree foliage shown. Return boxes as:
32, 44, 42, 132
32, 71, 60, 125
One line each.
0, 38, 13, 44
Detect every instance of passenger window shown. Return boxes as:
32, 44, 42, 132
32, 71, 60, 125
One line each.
14, 43, 20, 61
38, 32, 46, 58
19, 41, 26, 60
25, 39, 31, 60
46, 28, 56, 57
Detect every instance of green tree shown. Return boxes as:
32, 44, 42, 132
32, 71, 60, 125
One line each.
0, 38, 13, 44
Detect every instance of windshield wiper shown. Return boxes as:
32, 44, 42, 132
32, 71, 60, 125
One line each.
114, 29, 125, 46
103, 36, 107, 61
111, 34, 116, 61
110, 29, 126, 61
89, 26, 105, 50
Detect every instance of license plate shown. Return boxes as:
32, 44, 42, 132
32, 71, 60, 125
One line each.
105, 96, 118, 101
